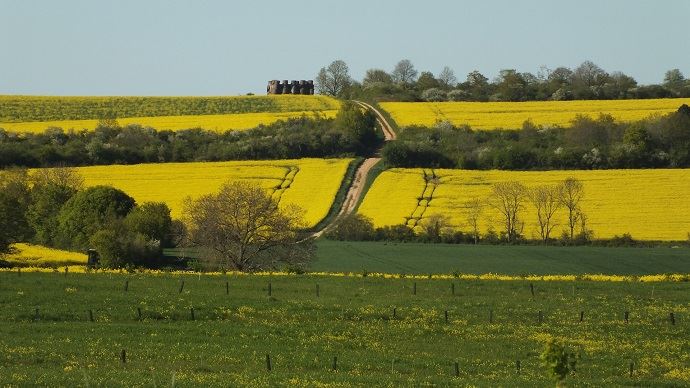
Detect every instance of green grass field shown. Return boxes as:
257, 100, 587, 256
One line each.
1, 271, 688, 386
313, 240, 690, 275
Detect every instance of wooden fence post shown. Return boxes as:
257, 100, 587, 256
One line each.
190, 307, 195, 321
120, 349, 127, 364
454, 361, 459, 377
580, 311, 584, 322
266, 354, 272, 371
624, 311, 629, 324
451, 282, 455, 295
178, 280, 184, 294
516, 359, 521, 374
225, 281, 229, 295
88, 309, 94, 322
445, 310, 449, 323
413, 282, 417, 295
670, 312, 676, 325
530, 283, 535, 299
137, 307, 142, 321
268, 282, 272, 297
332, 356, 338, 371
316, 284, 320, 297
124, 280, 129, 292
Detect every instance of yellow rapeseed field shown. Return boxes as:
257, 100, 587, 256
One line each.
380, 98, 690, 129
359, 168, 690, 241
4, 243, 88, 267
0, 94, 340, 134
0, 110, 338, 134
57, 158, 352, 226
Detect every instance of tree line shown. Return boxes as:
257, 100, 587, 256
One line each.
0, 168, 314, 271
382, 105, 690, 170
0, 168, 175, 267
0, 102, 379, 169
329, 177, 687, 247
329, 178, 593, 245
316, 59, 690, 102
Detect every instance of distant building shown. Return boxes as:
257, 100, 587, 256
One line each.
267, 80, 314, 95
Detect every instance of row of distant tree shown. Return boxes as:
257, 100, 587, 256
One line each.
0, 168, 314, 271
382, 105, 690, 170
316, 59, 690, 101
0, 102, 379, 169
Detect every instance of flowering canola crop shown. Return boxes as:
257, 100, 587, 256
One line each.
0, 95, 340, 134
380, 98, 690, 129
57, 158, 352, 226
358, 168, 690, 241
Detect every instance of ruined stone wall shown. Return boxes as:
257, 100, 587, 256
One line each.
267, 80, 314, 95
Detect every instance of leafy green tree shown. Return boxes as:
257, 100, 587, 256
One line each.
416, 71, 440, 92
333, 101, 378, 153
326, 214, 375, 241
464, 70, 490, 101
27, 168, 83, 246
494, 69, 527, 101
0, 169, 33, 247
362, 69, 393, 87
89, 221, 157, 268
571, 61, 609, 99
124, 202, 173, 249
663, 69, 686, 96
56, 186, 136, 250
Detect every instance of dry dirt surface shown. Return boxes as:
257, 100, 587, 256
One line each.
312, 101, 396, 237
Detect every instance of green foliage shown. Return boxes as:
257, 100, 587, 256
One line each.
383, 110, 690, 170
540, 337, 578, 382
0, 169, 33, 248
124, 202, 173, 248
89, 222, 158, 269
333, 101, 379, 154
27, 184, 78, 246
0, 116, 371, 169
56, 186, 136, 250
326, 214, 375, 241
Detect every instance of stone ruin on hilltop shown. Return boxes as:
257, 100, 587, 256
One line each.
267, 80, 315, 95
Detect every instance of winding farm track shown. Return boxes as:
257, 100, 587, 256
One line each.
312, 101, 396, 237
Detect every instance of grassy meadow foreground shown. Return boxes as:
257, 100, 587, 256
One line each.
359, 168, 690, 241
1, 271, 688, 386
0, 95, 340, 133
59, 158, 353, 225
380, 98, 690, 129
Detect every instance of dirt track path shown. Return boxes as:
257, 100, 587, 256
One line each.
312, 101, 396, 237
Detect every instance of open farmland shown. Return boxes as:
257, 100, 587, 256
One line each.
380, 98, 690, 129
44, 158, 353, 226
358, 168, 690, 241
1, 270, 689, 386
0, 95, 340, 134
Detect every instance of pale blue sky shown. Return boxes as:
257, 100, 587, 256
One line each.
1, 0, 688, 95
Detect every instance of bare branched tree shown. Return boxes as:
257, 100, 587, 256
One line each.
421, 213, 451, 243
183, 181, 311, 271
465, 198, 484, 244
392, 59, 418, 85
489, 181, 527, 242
559, 178, 584, 240
438, 66, 457, 88
529, 184, 562, 243
315, 60, 352, 97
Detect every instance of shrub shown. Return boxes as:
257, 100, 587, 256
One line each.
56, 186, 136, 250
